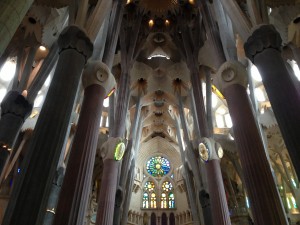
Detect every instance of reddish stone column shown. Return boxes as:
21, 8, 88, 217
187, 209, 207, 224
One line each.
53, 61, 115, 225
200, 138, 231, 225
95, 137, 125, 225
244, 25, 300, 179
216, 61, 288, 225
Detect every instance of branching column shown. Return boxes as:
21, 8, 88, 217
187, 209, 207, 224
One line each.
244, 25, 300, 179
0, 91, 32, 173
216, 60, 288, 225
53, 61, 115, 225
2, 25, 93, 225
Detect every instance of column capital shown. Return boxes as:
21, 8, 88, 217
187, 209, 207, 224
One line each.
244, 24, 282, 63
1, 91, 33, 119
215, 61, 248, 93
82, 60, 116, 95
58, 25, 93, 62
100, 137, 126, 161
198, 137, 224, 161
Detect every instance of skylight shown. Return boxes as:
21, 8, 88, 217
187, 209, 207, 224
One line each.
0, 60, 16, 82
251, 65, 262, 82
147, 47, 170, 60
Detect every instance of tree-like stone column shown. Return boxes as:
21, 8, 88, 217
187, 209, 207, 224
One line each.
244, 24, 300, 179
96, 137, 125, 225
215, 60, 288, 225
53, 61, 115, 225
0, 91, 32, 173
2, 25, 93, 225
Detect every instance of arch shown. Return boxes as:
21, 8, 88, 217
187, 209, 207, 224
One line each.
143, 213, 149, 225
169, 213, 175, 225
162, 213, 167, 225
151, 213, 156, 225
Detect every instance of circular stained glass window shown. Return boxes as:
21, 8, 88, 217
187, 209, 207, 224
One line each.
146, 156, 170, 178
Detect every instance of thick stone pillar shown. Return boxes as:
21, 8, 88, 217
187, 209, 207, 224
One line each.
53, 61, 115, 225
244, 25, 300, 180
0, 91, 32, 173
43, 166, 65, 225
199, 138, 231, 225
215, 61, 288, 225
2, 25, 93, 225
96, 137, 125, 225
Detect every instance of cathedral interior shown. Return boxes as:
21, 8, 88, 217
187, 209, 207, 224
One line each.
0, 0, 300, 225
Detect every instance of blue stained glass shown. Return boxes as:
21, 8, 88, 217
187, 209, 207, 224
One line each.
146, 156, 170, 178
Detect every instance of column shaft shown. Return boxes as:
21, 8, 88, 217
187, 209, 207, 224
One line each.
206, 159, 231, 225
96, 159, 119, 225
54, 84, 106, 225
254, 49, 300, 179
2, 26, 92, 225
224, 84, 287, 225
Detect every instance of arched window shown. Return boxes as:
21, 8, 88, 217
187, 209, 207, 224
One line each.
169, 213, 175, 225
162, 213, 167, 225
146, 156, 170, 178
161, 181, 175, 209
143, 181, 157, 209
151, 213, 156, 225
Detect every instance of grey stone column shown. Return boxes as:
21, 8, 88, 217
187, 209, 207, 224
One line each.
244, 25, 300, 179
172, 109, 201, 225
0, 91, 32, 173
121, 115, 143, 225
215, 60, 288, 225
2, 25, 93, 225
53, 61, 115, 225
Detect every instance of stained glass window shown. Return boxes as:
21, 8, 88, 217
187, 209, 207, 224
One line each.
161, 192, 167, 208
168, 192, 175, 208
143, 193, 149, 208
143, 181, 157, 209
144, 181, 155, 192
146, 156, 170, 178
161, 181, 175, 209
151, 193, 157, 208
162, 181, 173, 191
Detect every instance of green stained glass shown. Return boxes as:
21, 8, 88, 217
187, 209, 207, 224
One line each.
168, 192, 175, 208
146, 156, 170, 178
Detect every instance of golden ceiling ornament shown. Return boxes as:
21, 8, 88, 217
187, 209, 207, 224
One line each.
139, 0, 178, 15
